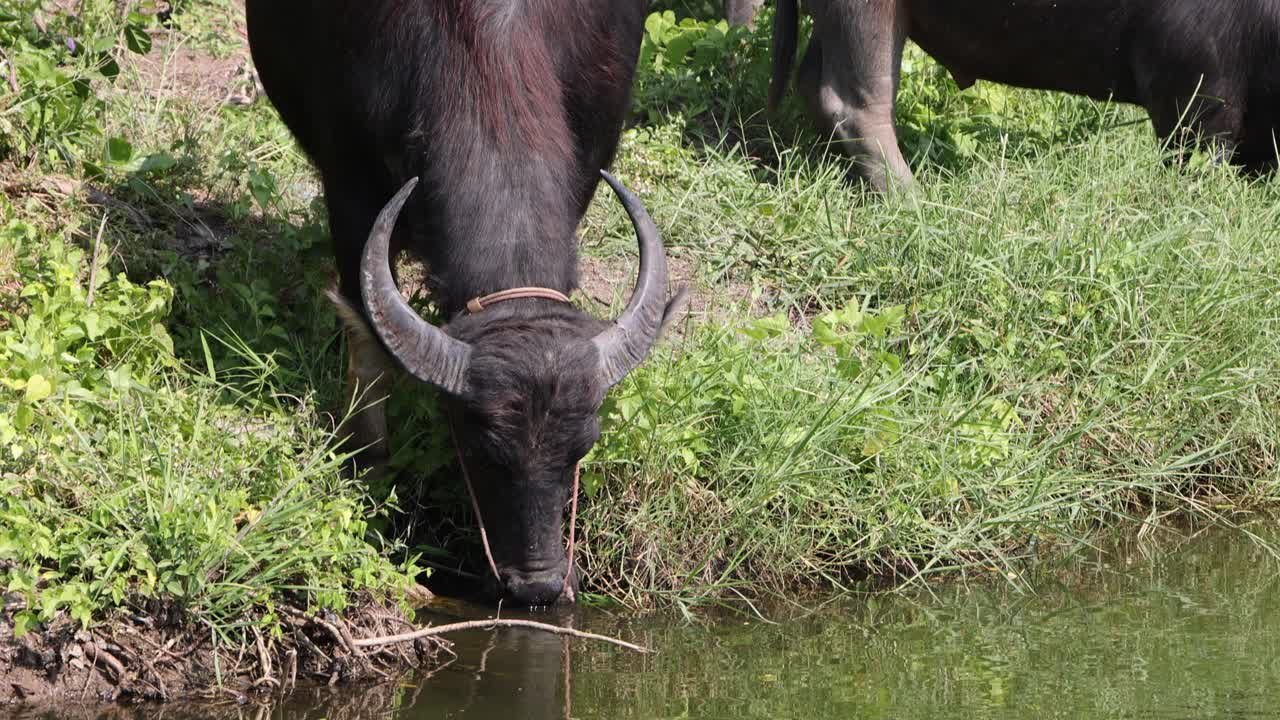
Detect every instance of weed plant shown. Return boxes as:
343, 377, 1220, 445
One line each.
1, 2, 417, 647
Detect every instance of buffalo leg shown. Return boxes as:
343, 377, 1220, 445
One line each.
1238, 116, 1279, 174
801, 0, 912, 190
1147, 86, 1243, 166
1133, 28, 1245, 167
725, 0, 766, 28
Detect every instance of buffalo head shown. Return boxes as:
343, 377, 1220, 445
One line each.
359, 171, 683, 606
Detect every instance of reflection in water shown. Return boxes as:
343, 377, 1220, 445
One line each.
281, 603, 580, 720
28, 529, 1280, 719
400, 618, 574, 720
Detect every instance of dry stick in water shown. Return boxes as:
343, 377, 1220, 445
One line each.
353, 618, 651, 654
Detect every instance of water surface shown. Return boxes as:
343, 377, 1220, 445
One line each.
66, 530, 1280, 718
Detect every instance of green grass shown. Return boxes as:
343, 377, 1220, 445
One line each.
0, 1, 419, 647
577, 9, 1280, 610
0, 215, 420, 641
0, 0, 1277, 645
582, 124, 1280, 610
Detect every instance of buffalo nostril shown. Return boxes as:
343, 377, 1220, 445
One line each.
502, 570, 569, 607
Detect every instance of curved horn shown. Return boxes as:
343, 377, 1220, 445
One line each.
361, 177, 472, 396
592, 170, 672, 387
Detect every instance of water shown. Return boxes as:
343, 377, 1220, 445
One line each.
43, 530, 1280, 718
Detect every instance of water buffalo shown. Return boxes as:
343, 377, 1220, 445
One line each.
246, 0, 685, 606
763, 0, 1280, 190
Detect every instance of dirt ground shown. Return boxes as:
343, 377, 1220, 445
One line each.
1, 594, 447, 709
127, 23, 257, 109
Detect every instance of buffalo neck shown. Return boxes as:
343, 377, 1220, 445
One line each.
431, 248, 580, 319
446, 298, 599, 340
414, 130, 584, 316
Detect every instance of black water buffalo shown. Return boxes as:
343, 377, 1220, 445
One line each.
246, 0, 684, 606
759, 0, 1280, 190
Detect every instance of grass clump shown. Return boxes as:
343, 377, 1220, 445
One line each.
0, 216, 417, 642
0, 2, 420, 664
574, 10, 1280, 609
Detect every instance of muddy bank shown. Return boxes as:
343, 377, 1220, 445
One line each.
1, 596, 449, 710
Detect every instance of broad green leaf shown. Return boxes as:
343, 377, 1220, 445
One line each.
124, 23, 152, 55
739, 313, 788, 341
150, 323, 174, 356
644, 11, 666, 39
97, 53, 121, 80
24, 374, 52, 403
811, 315, 843, 347
664, 34, 695, 65
12, 611, 37, 638
13, 404, 33, 431
836, 355, 863, 380
248, 168, 276, 211
140, 152, 176, 173
83, 312, 101, 340
104, 136, 134, 167
876, 351, 902, 374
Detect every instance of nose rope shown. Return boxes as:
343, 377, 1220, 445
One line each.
449, 416, 501, 583
448, 416, 581, 602
562, 463, 580, 603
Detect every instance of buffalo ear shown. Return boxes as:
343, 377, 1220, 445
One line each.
656, 285, 690, 340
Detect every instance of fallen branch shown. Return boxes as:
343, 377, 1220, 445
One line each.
352, 618, 651, 654
84, 641, 126, 682
251, 626, 275, 690
282, 606, 357, 656
139, 656, 170, 702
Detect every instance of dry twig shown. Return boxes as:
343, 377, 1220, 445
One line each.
139, 656, 170, 701
283, 648, 298, 691
283, 606, 357, 656
84, 641, 127, 682
86, 213, 107, 306
352, 618, 650, 654
251, 626, 277, 690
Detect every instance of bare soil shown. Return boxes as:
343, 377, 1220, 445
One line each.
123, 0, 257, 109
127, 32, 257, 109
577, 251, 770, 326
1, 592, 447, 710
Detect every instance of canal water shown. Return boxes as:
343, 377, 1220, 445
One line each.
269, 528, 1280, 719
36, 529, 1280, 718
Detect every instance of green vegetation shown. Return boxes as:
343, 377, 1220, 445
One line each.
0, 1, 419, 651
1, 0, 1277, 655
583, 9, 1279, 610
